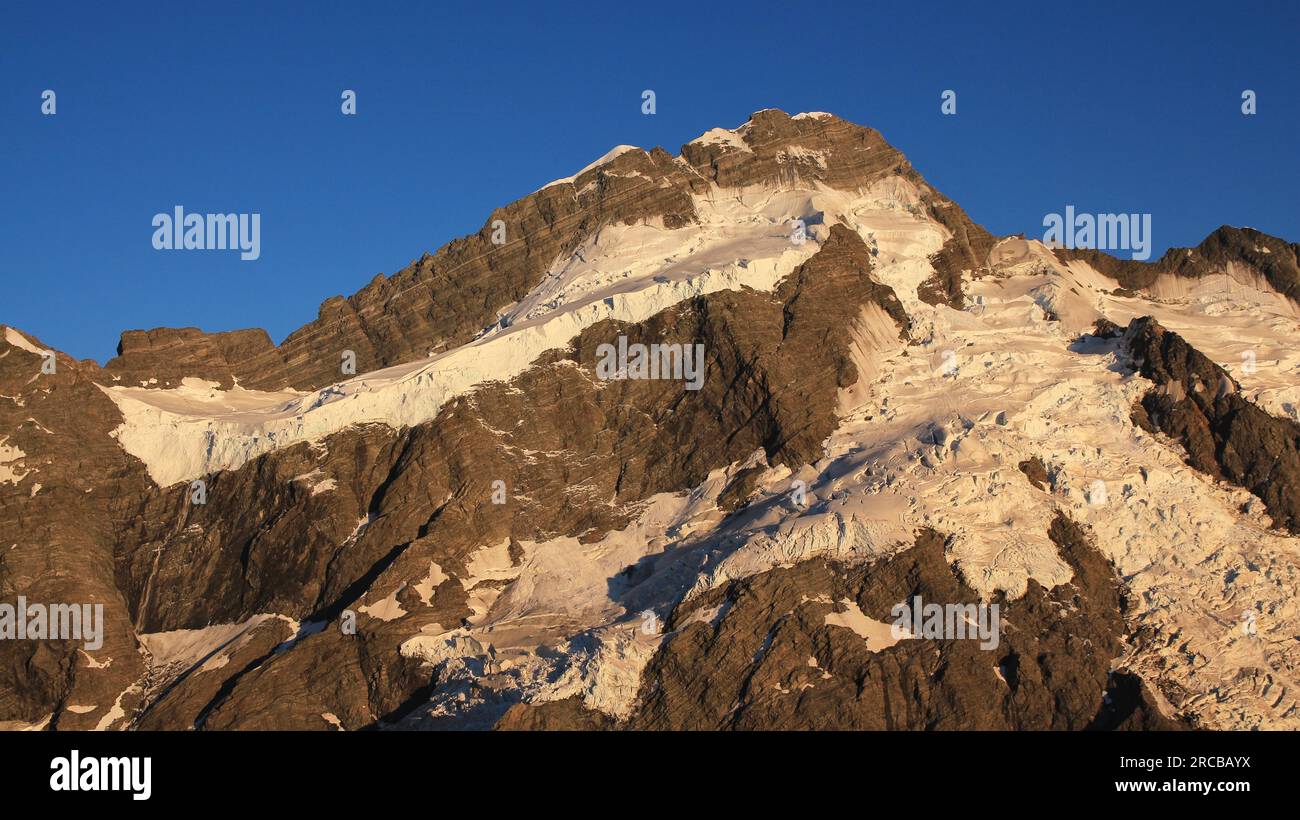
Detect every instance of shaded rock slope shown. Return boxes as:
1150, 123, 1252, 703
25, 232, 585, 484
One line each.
1119, 316, 1300, 534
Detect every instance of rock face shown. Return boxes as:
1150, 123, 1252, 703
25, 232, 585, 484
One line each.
1017, 457, 1051, 492
107, 327, 277, 390
2, 109, 1296, 732
495, 696, 614, 731
504, 519, 1182, 730
0, 329, 152, 729
628, 519, 1157, 729
1121, 316, 1300, 534
918, 210, 997, 309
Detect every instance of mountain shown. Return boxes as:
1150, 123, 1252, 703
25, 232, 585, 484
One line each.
3, 109, 1299, 731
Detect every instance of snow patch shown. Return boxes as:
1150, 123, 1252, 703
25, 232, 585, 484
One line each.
3, 326, 45, 355
689, 127, 751, 153
824, 599, 909, 651
0, 437, 28, 485
139, 613, 284, 674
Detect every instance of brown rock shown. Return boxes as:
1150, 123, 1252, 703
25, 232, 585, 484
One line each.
1123, 316, 1300, 534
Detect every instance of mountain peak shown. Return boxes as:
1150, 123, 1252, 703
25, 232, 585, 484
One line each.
7, 107, 1300, 735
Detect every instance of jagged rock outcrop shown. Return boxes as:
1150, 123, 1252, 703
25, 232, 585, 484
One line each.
503, 517, 1184, 730
918, 211, 997, 309
1018, 457, 1051, 491
1057, 225, 1300, 305
1122, 316, 1300, 533
106, 327, 276, 390
682, 109, 911, 191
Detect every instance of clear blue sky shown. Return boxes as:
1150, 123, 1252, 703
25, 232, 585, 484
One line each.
3, 0, 1297, 362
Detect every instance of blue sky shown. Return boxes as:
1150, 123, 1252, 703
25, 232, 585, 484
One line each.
2, 0, 1297, 362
